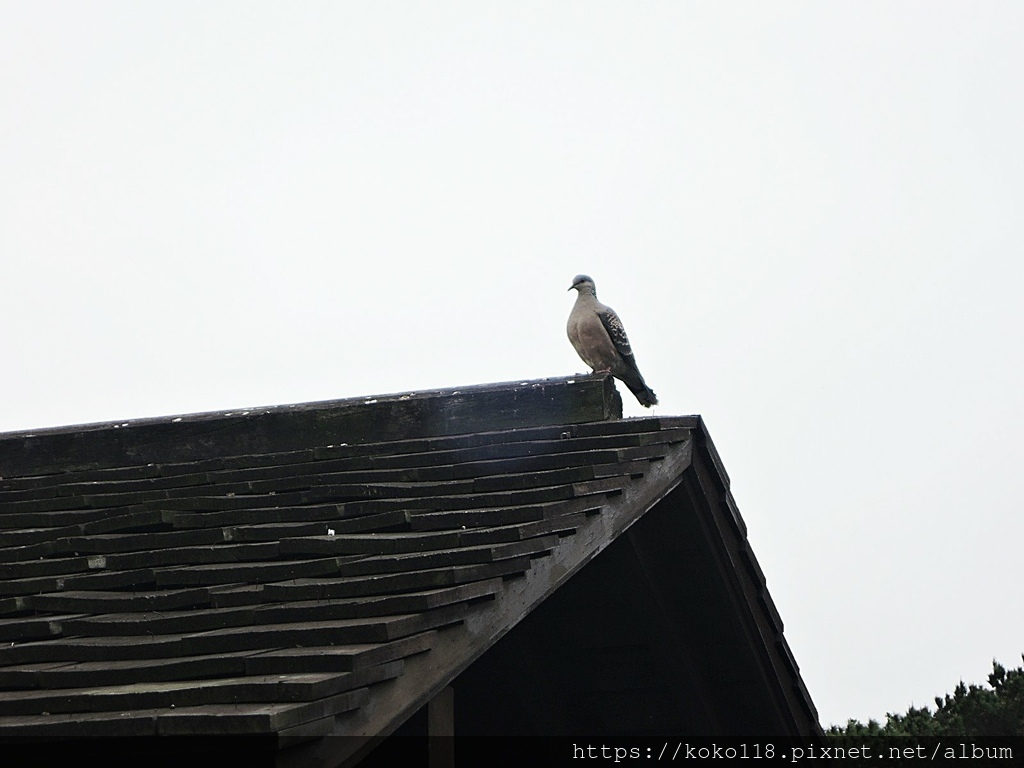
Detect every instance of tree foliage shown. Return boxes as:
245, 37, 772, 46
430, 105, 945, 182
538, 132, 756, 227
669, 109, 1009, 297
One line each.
828, 657, 1024, 763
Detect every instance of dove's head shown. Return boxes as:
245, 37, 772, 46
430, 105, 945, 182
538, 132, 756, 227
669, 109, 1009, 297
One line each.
568, 274, 596, 294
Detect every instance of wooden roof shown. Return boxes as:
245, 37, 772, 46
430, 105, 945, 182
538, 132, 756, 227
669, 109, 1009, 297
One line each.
0, 376, 822, 765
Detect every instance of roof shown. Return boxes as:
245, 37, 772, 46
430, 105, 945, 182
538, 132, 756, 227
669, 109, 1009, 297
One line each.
0, 376, 823, 765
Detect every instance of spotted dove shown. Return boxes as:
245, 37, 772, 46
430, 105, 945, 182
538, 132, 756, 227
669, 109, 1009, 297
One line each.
566, 274, 658, 407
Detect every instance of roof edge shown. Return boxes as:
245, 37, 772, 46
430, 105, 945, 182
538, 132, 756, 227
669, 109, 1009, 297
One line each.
0, 376, 623, 479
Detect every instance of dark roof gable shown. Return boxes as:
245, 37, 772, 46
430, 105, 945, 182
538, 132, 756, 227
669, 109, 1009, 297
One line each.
0, 376, 822, 765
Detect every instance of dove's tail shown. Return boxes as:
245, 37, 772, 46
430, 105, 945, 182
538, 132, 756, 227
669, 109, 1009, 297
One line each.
621, 374, 658, 408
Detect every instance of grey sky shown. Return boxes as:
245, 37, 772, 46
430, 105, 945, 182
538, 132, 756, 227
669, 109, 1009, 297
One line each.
2, 2, 1022, 728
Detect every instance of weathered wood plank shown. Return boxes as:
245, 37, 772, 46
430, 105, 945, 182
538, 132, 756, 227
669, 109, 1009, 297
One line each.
0, 471, 210, 503
60, 605, 258, 638
11, 632, 430, 692
179, 606, 466, 656
407, 496, 598, 531
336, 484, 576, 517
571, 476, 631, 497
0, 708, 159, 739
0, 507, 108, 530
79, 509, 165, 534
98, 542, 281, 571
166, 504, 345, 529
252, 581, 501, 623
364, 439, 650, 472
469, 465, 596, 492
0, 596, 29, 618
18, 651, 255, 690
155, 436, 657, 491
246, 631, 436, 675
262, 558, 532, 601
407, 506, 547, 531
0, 377, 619, 478
0, 555, 99, 580
225, 511, 412, 540
278, 531, 463, 557
0, 526, 80, 549
310, 416, 663, 462
163, 489, 367, 513
330, 537, 558, 577
25, 587, 212, 614
0, 615, 73, 643
207, 585, 265, 608
276, 714, 340, 749
62, 580, 501, 638
152, 558, 352, 588
0, 567, 156, 597
0, 633, 187, 665
0, 663, 403, 716
0, 662, 76, 691
155, 688, 370, 735
61, 527, 230, 555
0, 539, 60, 562
178, 450, 632, 499
0, 463, 163, 494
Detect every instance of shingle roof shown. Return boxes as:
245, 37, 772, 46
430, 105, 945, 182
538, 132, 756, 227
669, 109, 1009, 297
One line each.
0, 376, 822, 765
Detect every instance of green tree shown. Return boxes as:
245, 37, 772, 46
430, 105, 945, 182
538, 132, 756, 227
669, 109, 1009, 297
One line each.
828, 657, 1024, 765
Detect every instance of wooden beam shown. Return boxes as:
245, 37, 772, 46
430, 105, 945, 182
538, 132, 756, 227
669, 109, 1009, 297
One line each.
428, 686, 454, 768
0, 376, 623, 478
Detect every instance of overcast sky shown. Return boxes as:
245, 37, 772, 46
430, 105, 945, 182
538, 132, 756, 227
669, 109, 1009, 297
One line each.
2, 2, 1022, 729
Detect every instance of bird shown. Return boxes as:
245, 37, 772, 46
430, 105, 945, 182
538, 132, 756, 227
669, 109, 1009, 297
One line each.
566, 274, 658, 407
